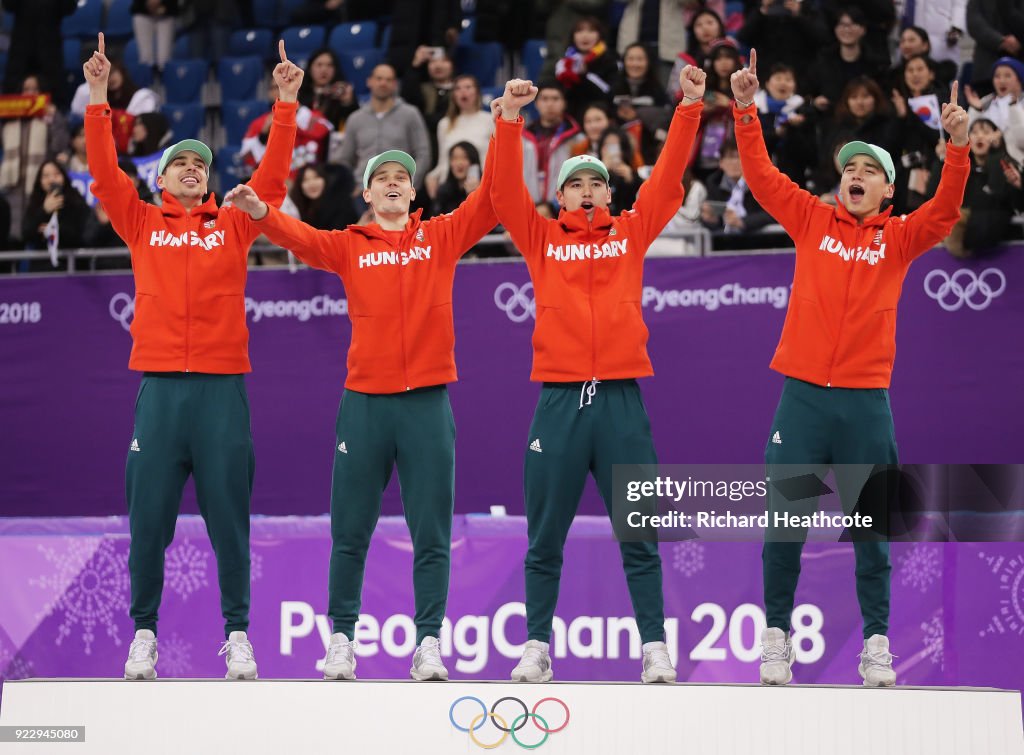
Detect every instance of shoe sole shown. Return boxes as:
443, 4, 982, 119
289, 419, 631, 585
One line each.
511, 670, 553, 683
225, 672, 258, 680
641, 672, 677, 684
123, 670, 157, 680
859, 666, 895, 687
410, 669, 449, 681
323, 671, 357, 680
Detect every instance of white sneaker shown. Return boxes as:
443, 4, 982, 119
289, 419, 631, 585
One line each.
323, 632, 357, 680
410, 636, 448, 681
219, 631, 258, 680
640, 641, 677, 683
859, 634, 897, 687
511, 640, 553, 682
759, 627, 795, 685
124, 629, 158, 680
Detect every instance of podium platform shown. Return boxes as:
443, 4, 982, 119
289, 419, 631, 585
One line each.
1, 678, 1021, 754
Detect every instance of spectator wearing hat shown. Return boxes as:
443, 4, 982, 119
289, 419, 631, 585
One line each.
965, 57, 1024, 132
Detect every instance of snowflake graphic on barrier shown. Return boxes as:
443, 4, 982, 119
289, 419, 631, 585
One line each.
977, 551, 1024, 639
898, 544, 942, 594
250, 549, 263, 583
31, 537, 129, 655
157, 632, 194, 677
921, 610, 944, 670
164, 540, 209, 601
672, 541, 705, 577
2, 654, 35, 681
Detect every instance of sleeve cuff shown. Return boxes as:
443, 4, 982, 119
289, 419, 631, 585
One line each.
273, 100, 299, 117
944, 142, 971, 167
85, 103, 110, 116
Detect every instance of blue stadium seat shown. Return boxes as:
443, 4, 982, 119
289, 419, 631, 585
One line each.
280, 25, 327, 60
126, 61, 154, 88
172, 34, 194, 59
480, 86, 502, 108
459, 16, 475, 45
455, 42, 503, 87
221, 99, 269, 145
327, 21, 378, 54
337, 50, 383, 96
250, 0, 277, 28
162, 59, 207, 104
379, 24, 391, 51
63, 39, 83, 71
104, 0, 133, 39
124, 38, 140, 65
229, 28, 274, 59
62, 0, 103, 39
161, 103, 205, 140
218, 56, 263, 101
521, 39, 546, 83
277, 0, 307, 27
216, 144, 248, 195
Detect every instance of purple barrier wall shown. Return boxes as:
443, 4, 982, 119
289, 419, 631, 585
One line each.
0, 248, 1021, 517
1, 516, 1021, 693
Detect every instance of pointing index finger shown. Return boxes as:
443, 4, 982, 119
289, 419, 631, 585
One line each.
749, 48, 757, 77
279, 39, 287, 64
949, 80, 958, 108
98, 32, 105, 56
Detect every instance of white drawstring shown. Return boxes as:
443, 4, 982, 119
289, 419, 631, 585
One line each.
579, 378, 600, 409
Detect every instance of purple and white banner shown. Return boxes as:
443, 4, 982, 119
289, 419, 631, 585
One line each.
0, 516, 1021, 697
0, 249, 1020, 518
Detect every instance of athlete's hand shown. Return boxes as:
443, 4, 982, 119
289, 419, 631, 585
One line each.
678, 64, 706, 102
941, 80, 968, 146
273, 40, 304, 103
489, 96, 503, 119
223, 184, 268, 219
83, 33, 111, 105
500, 79, 538, 121
730, 47, 759, 106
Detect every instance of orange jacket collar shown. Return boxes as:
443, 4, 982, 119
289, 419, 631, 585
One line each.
556, 205, 614, 236
159, 190, 220, 220
833, 198, 893, 229
349, 208, 425, 242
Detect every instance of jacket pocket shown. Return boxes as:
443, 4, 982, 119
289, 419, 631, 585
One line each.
780, 296, 832, 370
877, 308, 896, 369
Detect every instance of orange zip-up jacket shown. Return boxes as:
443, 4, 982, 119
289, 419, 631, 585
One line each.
253, 135, 498, 394
85, 100, 298, 373
492, 101, 702, 382
733, 103, 970, 388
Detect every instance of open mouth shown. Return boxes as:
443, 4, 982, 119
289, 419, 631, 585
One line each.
849, 185, 865, 201
385, 191, 401, 200
182, 176, 199, 187
581, 201, 594, 211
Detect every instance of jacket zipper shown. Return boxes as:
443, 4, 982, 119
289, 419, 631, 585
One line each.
399, 229, 410, 390
826, 245, 857, 387
588, 217, 597, 382
184, 211, 192, 372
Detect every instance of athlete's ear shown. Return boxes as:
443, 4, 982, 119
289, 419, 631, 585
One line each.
884, 183, 895, 199
362, 187, 372, 205
156, 174, 166, 191
555, 189, 565, 207
604, 185, 612, 204
409, 186, 416, 204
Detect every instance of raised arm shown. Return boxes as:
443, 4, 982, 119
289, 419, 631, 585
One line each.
245, 40, 301, 207
82, 33, 147, 245
491, 79, 549, 262
896, 81, 971, 262
729, 48, 819, 238
627, 64, 705, 250
224, 183, 350, 275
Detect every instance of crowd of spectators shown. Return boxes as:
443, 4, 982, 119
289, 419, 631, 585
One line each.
1, 0, 1022, 270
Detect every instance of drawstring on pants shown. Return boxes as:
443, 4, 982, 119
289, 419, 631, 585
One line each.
579, 378, 600, 409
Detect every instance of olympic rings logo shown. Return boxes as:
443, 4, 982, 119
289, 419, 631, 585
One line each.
494, 282, 536, 323
109, 293, 135, 331
923, 268, 1006, 311
449, 695, 570, 750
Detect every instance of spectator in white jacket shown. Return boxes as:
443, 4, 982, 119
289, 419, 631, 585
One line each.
901, 0, 966, 66
424, 75, 494, 199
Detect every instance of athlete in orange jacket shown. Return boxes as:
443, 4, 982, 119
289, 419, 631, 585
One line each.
730, 50, 971, 688
224, 106, 500, 682
491, 70, 705, 685
84, 34, 300, 682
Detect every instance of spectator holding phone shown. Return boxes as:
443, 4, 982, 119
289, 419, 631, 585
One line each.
22, 159, 89, 253
597, 126, 642, 213
425, 75, 493, 199
298, 48, 358, 130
